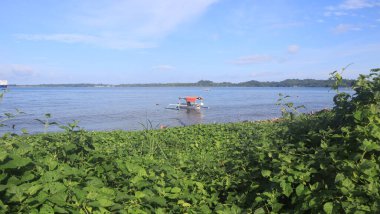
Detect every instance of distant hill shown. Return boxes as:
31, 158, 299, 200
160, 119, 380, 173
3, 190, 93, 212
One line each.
235, 79, 355, 87
13, 79, 355, 88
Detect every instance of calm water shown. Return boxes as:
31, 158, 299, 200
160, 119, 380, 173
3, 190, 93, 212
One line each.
0, 87, 349, 134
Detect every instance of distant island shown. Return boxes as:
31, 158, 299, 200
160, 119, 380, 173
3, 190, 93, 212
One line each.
11, 79, 355, 88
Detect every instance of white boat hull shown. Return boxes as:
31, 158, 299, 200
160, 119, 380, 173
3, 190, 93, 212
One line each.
166, 103, 208, 110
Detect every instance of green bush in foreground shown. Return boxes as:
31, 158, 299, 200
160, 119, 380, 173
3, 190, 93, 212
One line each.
0, 69, 379, 213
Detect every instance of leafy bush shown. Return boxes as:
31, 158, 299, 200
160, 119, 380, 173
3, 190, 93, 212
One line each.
0, 69, 379, 213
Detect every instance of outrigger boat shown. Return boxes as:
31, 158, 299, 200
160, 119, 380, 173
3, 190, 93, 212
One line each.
166, 96, 209, 110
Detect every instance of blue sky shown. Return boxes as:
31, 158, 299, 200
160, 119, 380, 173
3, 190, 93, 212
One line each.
0, 0, 379, 84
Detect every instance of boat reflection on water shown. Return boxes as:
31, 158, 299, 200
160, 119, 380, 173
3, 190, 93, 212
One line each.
169, 108, 204, 127
184, 108, 204, 125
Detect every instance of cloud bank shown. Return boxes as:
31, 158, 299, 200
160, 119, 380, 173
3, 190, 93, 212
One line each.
15, 34, 156, 49
333, 24, 362, 34
16, 0, 219, 49
0, 64, 37, 82
325, 0, 380, 16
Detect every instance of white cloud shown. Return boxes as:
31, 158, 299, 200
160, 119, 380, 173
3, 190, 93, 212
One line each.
339, 0, 379, 9
16, 34, 97, 44
152, 65, 176, 71
77, 0, 218, 36
16, 0, 219, 49
333, 24, 362, 33
288, 45, 300, 54
0, 64, 37, 79
15, 34, 155, 49
232, 55, 273, 65
324, 11, 349, 16
325, 0, 380, 16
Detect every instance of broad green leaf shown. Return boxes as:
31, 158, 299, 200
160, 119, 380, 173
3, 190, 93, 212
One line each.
73, 188, 87, 201
89, 198, 114, 207
0, 199, 8, 211
135, 191, 145, 199
296, 184, 304, 196
335, 173, 345, 183
7, 176, 21, 185
0, 151, 8, 161
280, 181, 293, 197
86, 177, 104, 188
28, 184, 43, 195
0, 173, 7, 182
323, 202, 334, 214
15, 142, 32, 155
98, 198, 114, 207
178, 199, 191, 207
36, 191, 49, 203
0, 185, 7, 192
361, 139, 380, 151
54, 206, 69, 214
9, 192, 26, 203
40, 204, 54, 214
254, 207, 265, 214
44, 182, 66, 194
171, 187, 181, 193
148, 196, 166, 206
320, 142, 328, 149
195, 181, 204, 190
353, 111, 362, 121
156, 208, 166, 214
271, 202, 284, 212
41, 171, 62, 183
279, 154, 292, 163
21, 171, 35, 182
261, 170, 271, 177
47, 159, 58, 170
342, 178, 355, 189
0, 156, 31, 169
100, 187, 115, 196
49, 192, 68, 206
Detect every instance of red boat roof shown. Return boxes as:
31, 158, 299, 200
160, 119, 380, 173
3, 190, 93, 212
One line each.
182, 96, 203, 102
185, 96, 197, 102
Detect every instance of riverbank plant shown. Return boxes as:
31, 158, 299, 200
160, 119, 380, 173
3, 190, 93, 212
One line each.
0, 69, 379, 213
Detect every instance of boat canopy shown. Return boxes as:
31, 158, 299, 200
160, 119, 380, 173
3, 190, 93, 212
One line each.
182, 96, 203, 102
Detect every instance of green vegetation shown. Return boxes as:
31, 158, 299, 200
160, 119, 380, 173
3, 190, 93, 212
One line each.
0, 69, 379, 213
13, 78, 355, 88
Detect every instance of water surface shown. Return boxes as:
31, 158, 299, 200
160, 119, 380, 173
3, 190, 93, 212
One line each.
0, 87, 349, 134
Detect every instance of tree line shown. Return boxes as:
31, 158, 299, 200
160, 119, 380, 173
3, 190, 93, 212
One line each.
12, 79, 355, 87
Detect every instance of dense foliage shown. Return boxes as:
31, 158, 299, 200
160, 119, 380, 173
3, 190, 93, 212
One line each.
0, 69, 379, 213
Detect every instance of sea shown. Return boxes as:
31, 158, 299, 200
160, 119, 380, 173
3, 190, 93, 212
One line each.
0, 87, 351, 134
